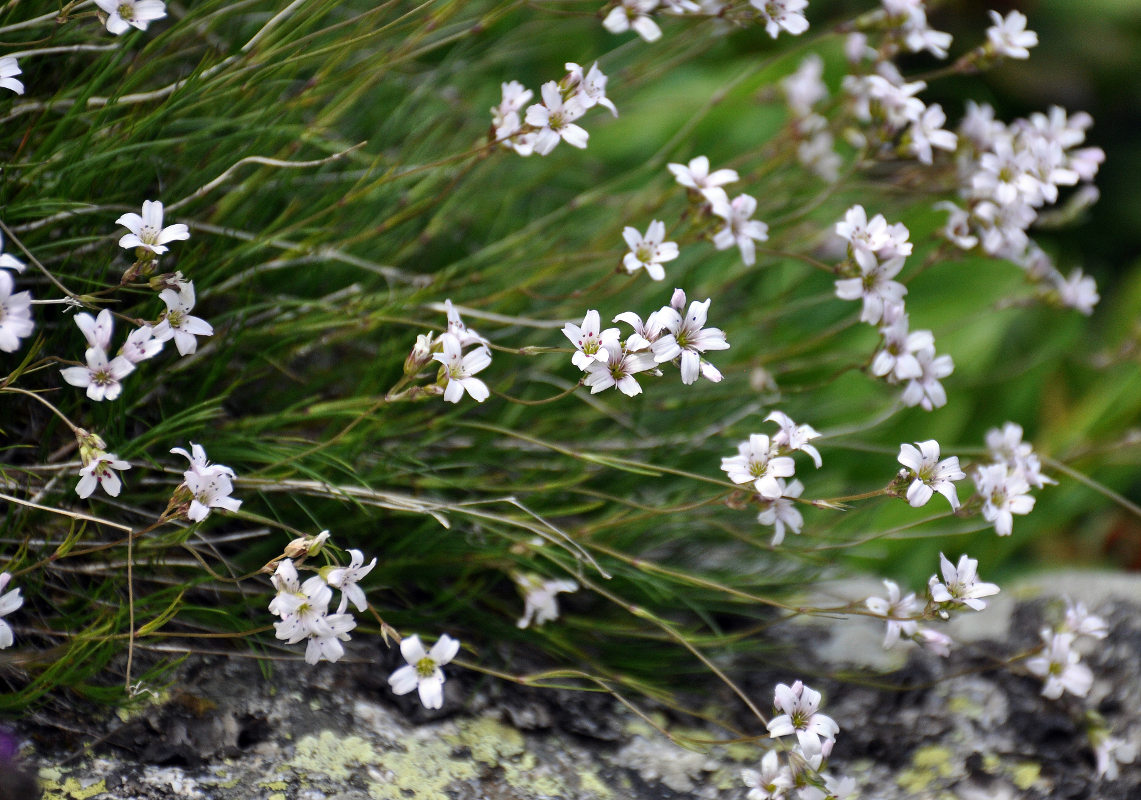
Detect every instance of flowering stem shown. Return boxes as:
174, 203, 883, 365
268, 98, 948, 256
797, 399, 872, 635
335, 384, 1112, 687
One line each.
0, 387, 81, 434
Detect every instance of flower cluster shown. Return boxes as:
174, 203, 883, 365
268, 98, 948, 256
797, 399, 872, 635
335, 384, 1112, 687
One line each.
722, 411, 820, 545
75, 429, 131, 499
95, 0, 168, 35
401, 301, 492, 404
745, 680, 848, 799
667, 155, 770, 266
781, 55, 841, 181
895, 439, 965, 510
601, 1, 811, 43
863, 552, 999, 657
973, 422, 1051, 536
491, 63, 616, 157
834, 206, 953, 410
567, 288, 730, 395
171, 442, 241, 522
945, 101, 1104, 314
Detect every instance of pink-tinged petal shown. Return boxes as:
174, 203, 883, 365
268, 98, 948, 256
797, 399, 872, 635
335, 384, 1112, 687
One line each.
766, 714, 795, 738
60, 366, 92, 388
679, 350, 700, 385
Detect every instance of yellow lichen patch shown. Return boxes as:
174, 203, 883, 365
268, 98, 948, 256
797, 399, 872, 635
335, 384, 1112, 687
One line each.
291, 730, 379, 781
443, 715, 525, 764
40, 777, 108, 800
1011, 761, 1042, 790
367, 726, 479, 800
947, 695, 981, 718
896, 745, 954, 793
578, 768, 613, 799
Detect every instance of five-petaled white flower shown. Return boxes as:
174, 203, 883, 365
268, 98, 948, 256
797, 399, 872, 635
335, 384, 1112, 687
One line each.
721, 434, 795, 500
120, 324, 165, 363
622, 221, 678, 281
766, 680, 839, 755
0, 56, 24, 95
172, 442, 241, 521
900, 346, 953, 411
974, 463, 1034, 536
708, 190, 770, 267
740, 751, 793, 800
433, 332, 491, 403
388, 633, 461, 709
756, 478, 804, 546
325, 549, 377, 614
1026, 630, 1092, 699
60, 347, 135, 401
651, 294, 730, 384
927, 553, 1000, 611
766, 410, 822, 468
583, 340, 658, 396
750, 0, 810, 39
565, 62, 618, 117
835, 255, 907, 325
985, 10, 1038, 60
602, 0, 662, 43
897, 440, 965, 510
525, 81, 589, 156
515, 572, 579, 629
116, 200, 188, 254
0, 572, 23, 650
866, 579, 920, 649
667, 155, 739, 192
152, 281, 214, 356
76, 453, 131, 499
564, 310, 620, 370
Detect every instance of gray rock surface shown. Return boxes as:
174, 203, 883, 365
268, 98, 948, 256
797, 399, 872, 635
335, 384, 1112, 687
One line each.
13, 572, 1141, 800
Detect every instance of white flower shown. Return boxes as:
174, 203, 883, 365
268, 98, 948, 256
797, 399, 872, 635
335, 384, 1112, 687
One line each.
721, 434, 796, 500
0, 231, 25, 272
900, 346, 953, 411
766, 680, 839, 755
268, 559, 304, 619
907, 103, 957, 165
602, 0, 662, 43
1062, 598, 1108, 641
613, 308, 667, 352
325, 549, 377, 614
564, 310, 620, 370
76, 453, 131, 499
872, 305, 933, 382
1091, 729, 1137, 782
515, 573, 579, 629
1026, 631, 1092, 699
622, 220, 678, 281
60, 347, 135, 402
388, 633, 461, 709
74, 309, 115, 352
171, 441, 236, 478
897, 440, 965, 510
116, 200, 188, 254
866, 579, 919, 649
273, 574, 332, 644
119, 324, 165, 363
525, 81, 589, 156
781, 54, 826, 117
667, 155, 739, 192
927, 553, 1000, 611
184, 469, 242, 522
0, 572, 23, 649
985, 422, 1055, 489
1053, 268, 1099, 315
935, 201, 979, 251
741, 751, 793, 800
95, 0, 167, 34
583, 340, 658, 396
443, 299, 491, 352
565, 62, 618, 117
757, 478, 804, 546
152, 281, 214, 356
0, 56, 24, 95
766, 410, 822, 468
835, 204, 912, 269
974, 463, 1035, 536
0, 271, 34, 353
986, 10, 1038, 60
750, 0, 810, 39
651, 295, 730, 384
304, 612, 356, 664
708, 190, 769, 266
433, 332, 491, 403
835, 255, 907, 326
